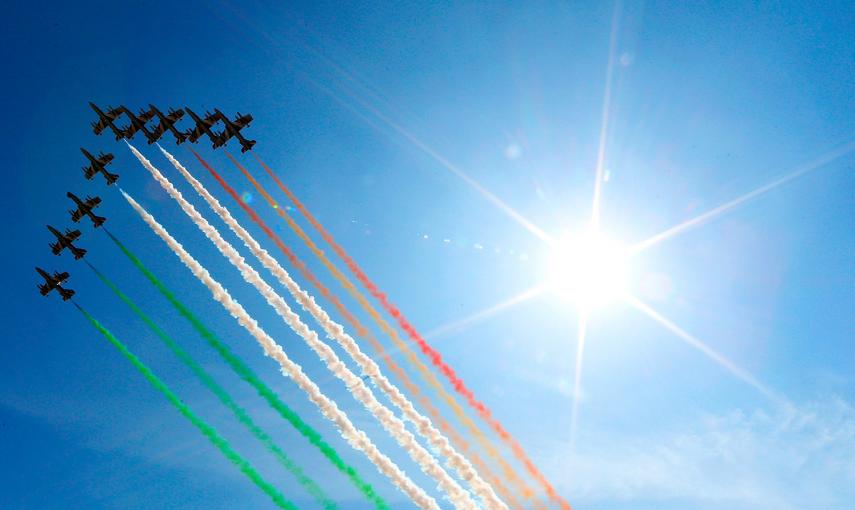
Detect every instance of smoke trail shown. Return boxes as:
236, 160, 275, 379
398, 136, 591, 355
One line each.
255, 155, 568, 509
120, 188, 439, 510
253, 155, 548, 506
132, 143, 474, 510
103, 229, 389, 510
236, 154, 533, 507
188, 149, 507, 510
237, 166, 538, 510
73, 302, 296, 510
224, 156, 524, 510
84, 259, 336, 509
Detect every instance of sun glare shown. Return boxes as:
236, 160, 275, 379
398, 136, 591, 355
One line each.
548, 230, 628, 308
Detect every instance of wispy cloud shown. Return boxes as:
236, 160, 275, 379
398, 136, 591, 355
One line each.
543, 397, 855, 509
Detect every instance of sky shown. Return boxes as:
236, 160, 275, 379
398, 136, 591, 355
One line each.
2, 1, 854, 509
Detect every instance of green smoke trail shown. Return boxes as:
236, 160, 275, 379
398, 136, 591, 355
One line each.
85, 260, 336, 510
103, 229, 389, 510
72, 301, 296, 510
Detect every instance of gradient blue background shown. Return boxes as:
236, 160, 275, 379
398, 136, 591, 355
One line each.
2, 1, 854, 509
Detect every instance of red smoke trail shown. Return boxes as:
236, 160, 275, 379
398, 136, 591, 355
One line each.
194, 150, 519, 509
255, 154, 570, 510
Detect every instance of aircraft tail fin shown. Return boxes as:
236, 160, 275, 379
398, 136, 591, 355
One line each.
59, 288, 75, 301
92, 215, 107, 228
105, 172, 119, 186
72, 247, 87, 260
241, 140, 257, 153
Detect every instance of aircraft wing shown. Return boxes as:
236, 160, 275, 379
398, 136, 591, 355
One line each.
86, 197, 101, 208
92, 119, 109, 133
233, 114, 253, 128
211, 135, 227, 148
184, 126, 204, 143
149, 123, 166, 139
54, 271, 69, 281
164, 108, 184, 122
66, 230, 81, 241
70, 210, 83, 222
83, 166, 97, 179
98, 153, 114, 164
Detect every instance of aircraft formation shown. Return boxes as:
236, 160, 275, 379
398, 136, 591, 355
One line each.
90, 103, 256, 153
31, 101, 573, 510
37, 147, 114, 300
38, 102, 257, 302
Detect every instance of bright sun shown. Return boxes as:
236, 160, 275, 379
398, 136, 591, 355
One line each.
547, 229, 629, 309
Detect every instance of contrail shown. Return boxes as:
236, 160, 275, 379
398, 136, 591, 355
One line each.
188, 149, 507, 510
120, 188, 439, 510
84, 259, 336, 510
238, 154, 540, 507
142, 144, 475, 510
254, 154, 569, 509
103, 228, 389, 510
73, 302, 296, 510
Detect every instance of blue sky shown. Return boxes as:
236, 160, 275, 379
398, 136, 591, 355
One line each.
2, 1, 854, 509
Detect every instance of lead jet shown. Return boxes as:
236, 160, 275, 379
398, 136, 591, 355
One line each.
214, 109, 256, 152
36, 267, 75, 301
67, 192, 106, 228
184, 108, 225, 148
89, 102, 126, 140
148, 105, 187, 144
81, 148, 118, 185
118, 106, 157, 142
48, 225, 87, 259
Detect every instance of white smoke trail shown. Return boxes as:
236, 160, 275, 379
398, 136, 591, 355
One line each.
120, 189, 439, 510
125, 143, 476, 510
159, 145, 507, 510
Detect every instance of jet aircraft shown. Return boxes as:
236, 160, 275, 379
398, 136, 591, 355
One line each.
89, 102, 127, 140
184, 108, 225, 147
214, 109, 256, 152
148, 105, 187, 144
118, 106, 157, 142
36, 267, 75, 301
81, 148, 118, 185
67, 192, 106, 228
48, 225, 87, 259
